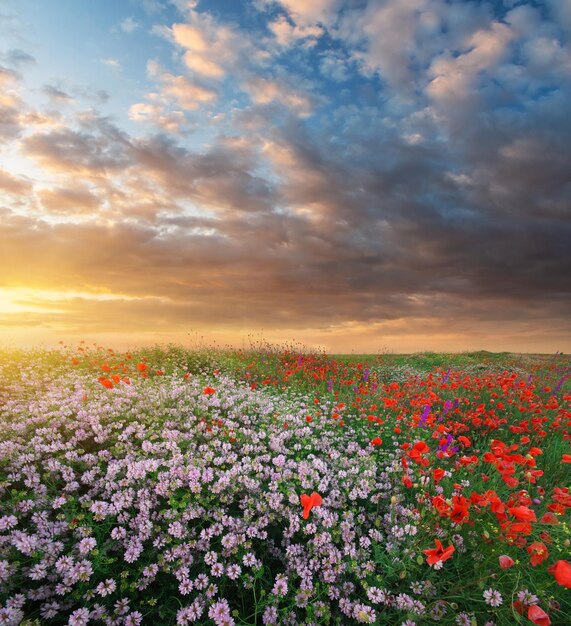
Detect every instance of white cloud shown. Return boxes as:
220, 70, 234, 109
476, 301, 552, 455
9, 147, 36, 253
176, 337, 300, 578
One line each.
522, 36, 571, 75
128, 102, 187, 132
138, 61, 217, 115
101, 58, 121, 69
170, 11, 252, 80
246, 76, 314, 116
269, 0, 341, 27
319, 52, 350, 82
156, 72, 217, 109
0, 65, 19, 87
120, 17, 140, 34
268, 15, 323, 47
426, 22, 516, 102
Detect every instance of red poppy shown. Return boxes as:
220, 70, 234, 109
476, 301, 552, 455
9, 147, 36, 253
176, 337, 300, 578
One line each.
511, 600, 526, 615
300, 492, 322, 519
98, 377, 113, 389
527, 541, 548, 566
562, 454, 571, 463
136, 362, 148, 372
552, 560, 571, 588
508, 505, 537, 522
203, 386, 216, 395
498, 555, 515, 569
371, 437, 382, 446
527, 605, 550, 626
432, 496, 450, 516
423, 539, 455, 566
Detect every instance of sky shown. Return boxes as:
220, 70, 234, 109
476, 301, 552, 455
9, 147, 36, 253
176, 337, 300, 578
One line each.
0, 0, 570, 353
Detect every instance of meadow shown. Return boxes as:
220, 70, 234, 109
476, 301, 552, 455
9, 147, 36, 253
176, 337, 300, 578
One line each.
0, 343, 569, 626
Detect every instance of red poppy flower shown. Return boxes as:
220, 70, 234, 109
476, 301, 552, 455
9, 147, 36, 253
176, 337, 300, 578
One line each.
539, 512, 559, 524
527, 541, 548, 566
423, 539, 455, 566
527, 605, 550, 626
98, 377, 113, 389
136, 362, 148, 372
513, 601, 525, 615
552, 560, 571, 588
402, 476, 413, 488
498, 555, 515, 569
203, 386, 216, 395
300, 492, 323, 519
508, 505, 537, 522
371, 437, 382, 446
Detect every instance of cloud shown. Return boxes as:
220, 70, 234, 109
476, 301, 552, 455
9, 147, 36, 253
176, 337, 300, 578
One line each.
426, 21, 516, 102
1, 49, 35, 67
141, 0, 166, 14
0, 64, 24, 139
42, 84, 74, 104
137, 62, 218, 113
23, 121, 132, 176
265, 0, 341, 27
37, 186, 100, 214
101, 58, 121, 69
245, 76, 315, 116
0, 64, 20, 87
128, 102, 187, 132
1, 0, 570, 351
155, 72, 218, 109
268, 15, 323, 47
0, 168, 32, 195
170, 11, 250, 79
120, 16, 139, 33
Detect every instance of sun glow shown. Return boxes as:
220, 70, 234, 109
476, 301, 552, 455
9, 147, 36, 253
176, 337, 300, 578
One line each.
0, 287, 154, 314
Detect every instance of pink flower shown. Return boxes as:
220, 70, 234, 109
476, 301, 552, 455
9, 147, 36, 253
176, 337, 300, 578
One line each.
498, 555, 515, 569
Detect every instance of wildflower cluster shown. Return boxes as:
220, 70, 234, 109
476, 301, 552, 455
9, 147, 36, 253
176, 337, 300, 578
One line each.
0, 345, 569, 625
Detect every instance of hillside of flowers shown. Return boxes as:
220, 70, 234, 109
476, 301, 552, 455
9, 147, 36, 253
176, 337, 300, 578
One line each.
0, 344, 570, 626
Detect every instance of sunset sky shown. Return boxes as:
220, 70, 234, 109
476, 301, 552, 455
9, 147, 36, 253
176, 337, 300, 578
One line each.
0, 0, 570, 353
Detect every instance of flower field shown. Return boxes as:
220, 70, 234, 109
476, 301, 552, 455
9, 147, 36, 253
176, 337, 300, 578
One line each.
0, 345, 570, 626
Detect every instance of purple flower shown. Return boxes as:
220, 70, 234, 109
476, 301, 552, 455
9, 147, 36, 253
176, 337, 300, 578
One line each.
419, 404, 431, 426
271, 574, 288, 597
208, 599, 234, 626
125, 612, 143, 626
483, 588, 503, 607
68, 608, 90, 626
263, 605, 278, 625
